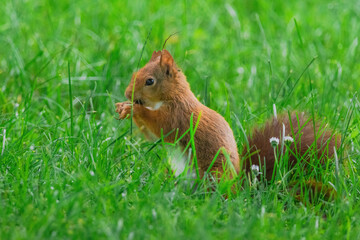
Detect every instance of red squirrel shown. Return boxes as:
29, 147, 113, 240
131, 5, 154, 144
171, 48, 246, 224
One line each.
115, 49, 340, 183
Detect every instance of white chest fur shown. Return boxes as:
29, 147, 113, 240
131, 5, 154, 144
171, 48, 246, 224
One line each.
145, 101, 163, 111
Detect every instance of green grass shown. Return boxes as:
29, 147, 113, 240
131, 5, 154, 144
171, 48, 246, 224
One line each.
1, 0, 360, 239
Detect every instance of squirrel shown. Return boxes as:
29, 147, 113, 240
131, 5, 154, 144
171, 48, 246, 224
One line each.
115, 49, 340, 187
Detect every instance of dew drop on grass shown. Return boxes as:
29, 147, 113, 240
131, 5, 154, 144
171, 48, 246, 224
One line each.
251, 65, 257, 75
128, 232, 134, 240
117, 219, 124, 232
152, 209, 157, 219
261, 206, 265, 218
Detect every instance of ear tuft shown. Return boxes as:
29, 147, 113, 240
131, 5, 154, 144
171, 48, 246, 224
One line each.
160, 50, 174, 76
149, 51, 162, 62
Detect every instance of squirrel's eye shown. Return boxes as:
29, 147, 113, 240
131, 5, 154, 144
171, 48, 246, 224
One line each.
145, 78, 154, 86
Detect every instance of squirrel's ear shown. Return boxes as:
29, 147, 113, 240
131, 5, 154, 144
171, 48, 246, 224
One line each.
149, 51, 161, 62
160, 50, 174, 76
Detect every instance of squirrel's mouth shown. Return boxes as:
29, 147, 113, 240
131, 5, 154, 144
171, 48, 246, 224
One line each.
134, 99, 144, 105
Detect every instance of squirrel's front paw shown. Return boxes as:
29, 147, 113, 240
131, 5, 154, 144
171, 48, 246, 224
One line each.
115, 101, 132, 119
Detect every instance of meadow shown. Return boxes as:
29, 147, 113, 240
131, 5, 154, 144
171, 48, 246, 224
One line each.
1, 0, 360, 239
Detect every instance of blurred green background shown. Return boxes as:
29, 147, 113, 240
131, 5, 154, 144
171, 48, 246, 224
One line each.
0, 0, 360, 239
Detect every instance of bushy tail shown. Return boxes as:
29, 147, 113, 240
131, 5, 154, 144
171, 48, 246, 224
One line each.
242, 112, 340, 180
289, 179, 337, 204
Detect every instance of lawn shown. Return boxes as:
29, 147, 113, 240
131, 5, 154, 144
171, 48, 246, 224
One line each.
1, 0, 360, 239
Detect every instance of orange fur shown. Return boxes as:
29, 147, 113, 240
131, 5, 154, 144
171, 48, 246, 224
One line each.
116, 50, 239, 178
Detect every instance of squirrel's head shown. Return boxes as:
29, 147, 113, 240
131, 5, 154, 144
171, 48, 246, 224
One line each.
125, 50, 185, 110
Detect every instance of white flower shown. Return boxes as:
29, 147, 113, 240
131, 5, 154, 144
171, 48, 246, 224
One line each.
251, 164, 261, 176
251, 165, 260, 172
237, 67, 244, 74
284, 136, 294, 143
269, 137, 280, 147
